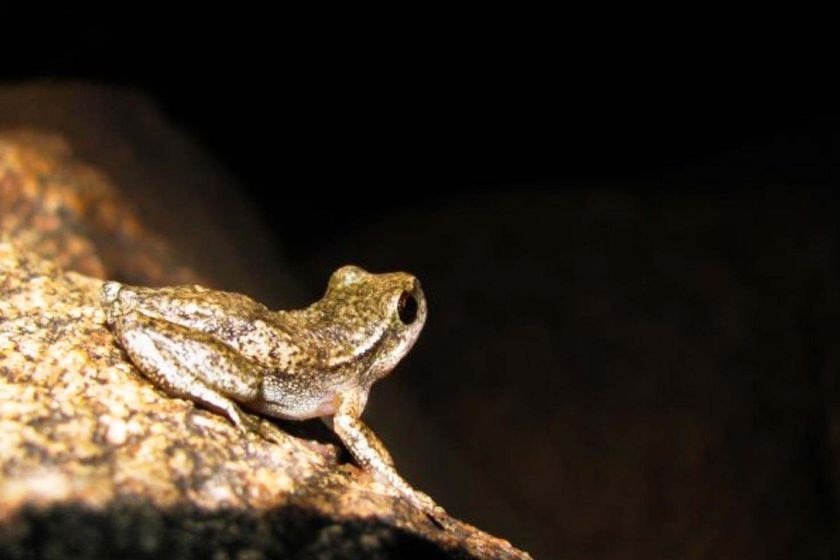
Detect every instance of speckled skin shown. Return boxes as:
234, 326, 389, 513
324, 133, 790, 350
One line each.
101, 265, 447, 523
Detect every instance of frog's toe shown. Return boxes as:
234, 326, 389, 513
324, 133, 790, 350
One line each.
231, 409, 261, 434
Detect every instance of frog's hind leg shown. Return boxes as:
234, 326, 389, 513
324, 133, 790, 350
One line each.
112, 313, 269, 437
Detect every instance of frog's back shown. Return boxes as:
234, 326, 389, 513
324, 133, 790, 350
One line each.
112, 284, 306, 371
163, 288, 312, 371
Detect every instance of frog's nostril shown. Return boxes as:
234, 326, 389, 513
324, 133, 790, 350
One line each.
397, 291, 418, 325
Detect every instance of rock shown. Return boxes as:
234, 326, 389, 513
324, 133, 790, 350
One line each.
0, 82, 299, 305
0, 129, 197, 286
0, 131, 530, 559
0, 239, 529, 560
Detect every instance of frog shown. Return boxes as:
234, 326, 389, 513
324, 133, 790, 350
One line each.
101, 265, 448, 525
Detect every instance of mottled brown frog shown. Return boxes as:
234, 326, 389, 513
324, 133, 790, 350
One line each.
102, 265, 447, 525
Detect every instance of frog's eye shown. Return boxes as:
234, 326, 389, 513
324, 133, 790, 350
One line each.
397, 291, 418, 325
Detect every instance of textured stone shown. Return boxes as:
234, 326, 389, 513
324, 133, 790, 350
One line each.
0, 128, 530, 559
0, 130, 197, 286
0, 242, 529, 559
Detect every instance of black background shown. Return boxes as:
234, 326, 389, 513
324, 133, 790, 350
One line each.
6, 23, 835, 259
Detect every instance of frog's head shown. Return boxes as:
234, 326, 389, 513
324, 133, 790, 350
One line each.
321, 265, 427, 381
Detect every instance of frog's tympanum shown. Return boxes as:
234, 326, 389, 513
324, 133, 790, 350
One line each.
102, 265, 447, 524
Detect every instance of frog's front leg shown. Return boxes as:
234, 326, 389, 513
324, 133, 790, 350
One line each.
108, 308, 276, 440
329, 395, 450, 526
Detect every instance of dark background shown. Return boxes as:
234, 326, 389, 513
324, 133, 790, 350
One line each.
6, 25, 836, 256
3, 23, 839, 559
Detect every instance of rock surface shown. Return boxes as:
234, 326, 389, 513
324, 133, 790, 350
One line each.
0, 131, 530, 559
0, 82, 297, 304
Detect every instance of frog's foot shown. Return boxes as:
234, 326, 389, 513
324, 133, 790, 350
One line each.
330, 405, 454, 529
